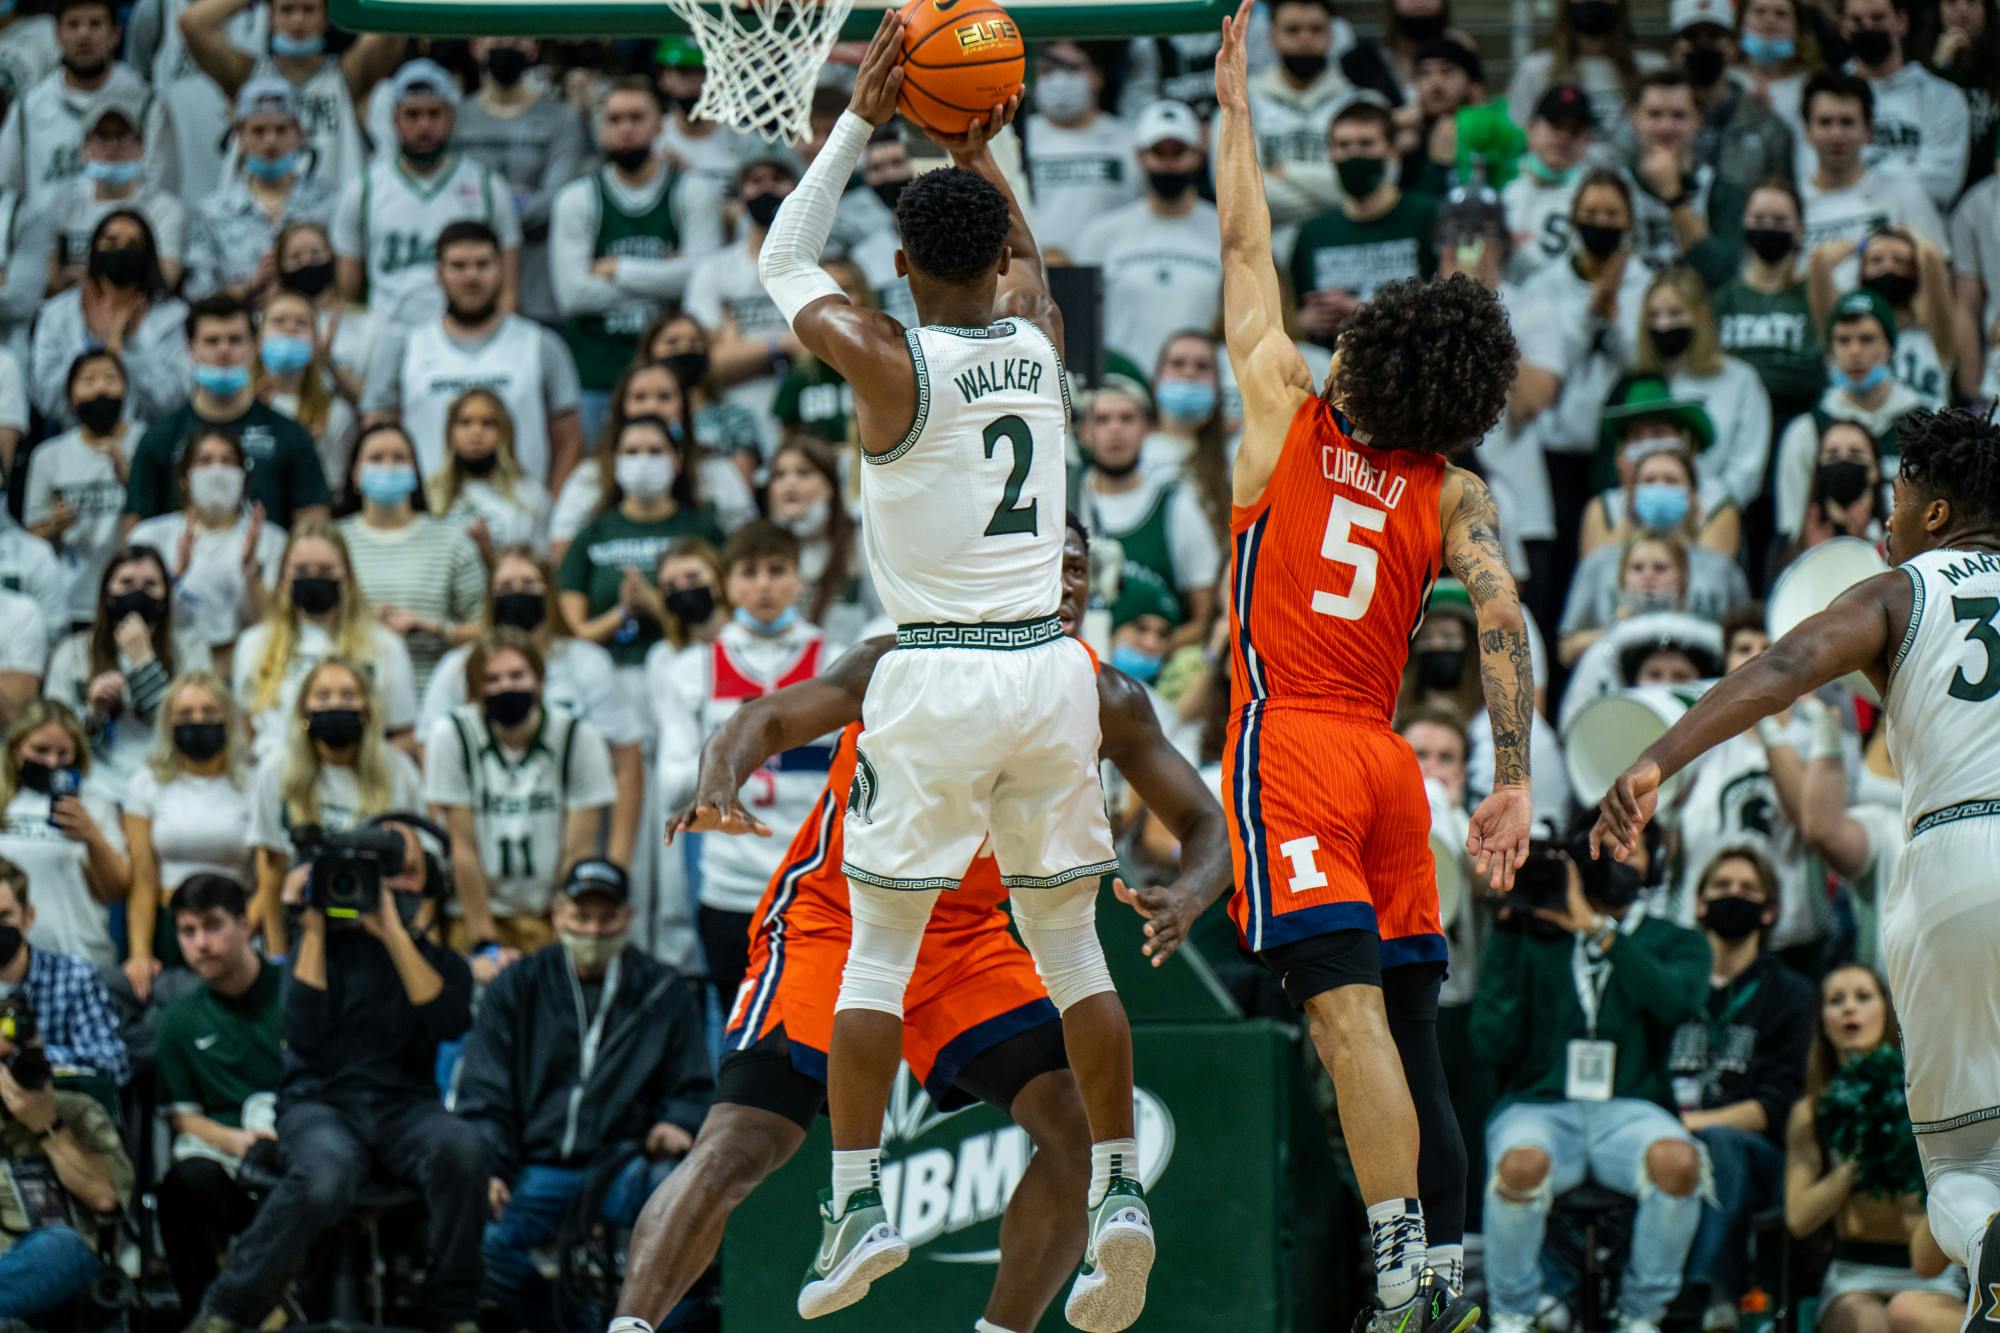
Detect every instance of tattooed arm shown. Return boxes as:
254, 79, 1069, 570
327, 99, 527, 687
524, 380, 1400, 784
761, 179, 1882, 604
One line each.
1439, 464, 1533, 890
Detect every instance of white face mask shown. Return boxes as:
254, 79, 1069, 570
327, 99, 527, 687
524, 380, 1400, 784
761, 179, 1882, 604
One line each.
188, 463, 246, 514
1035, 68, 1095, 121
615, 453, 675, 501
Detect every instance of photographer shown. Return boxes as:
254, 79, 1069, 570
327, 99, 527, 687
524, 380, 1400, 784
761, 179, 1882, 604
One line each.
0, 993, 132, 1323
192, 814, 487, 1333
1472, 831, 1712, 1333
0, 857, 128, 1085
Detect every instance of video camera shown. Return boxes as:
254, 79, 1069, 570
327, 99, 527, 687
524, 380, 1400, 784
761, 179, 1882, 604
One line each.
293, 824, 408, 925
0, 996, 50, 1091
1509, 839, 1576, 914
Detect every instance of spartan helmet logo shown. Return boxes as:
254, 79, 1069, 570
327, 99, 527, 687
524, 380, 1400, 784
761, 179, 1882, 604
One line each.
848, 749, 880, 826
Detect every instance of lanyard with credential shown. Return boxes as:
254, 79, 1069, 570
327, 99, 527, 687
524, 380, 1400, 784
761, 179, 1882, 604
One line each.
1708, 979, 1761, 1052
1570, 910, 1644, 1038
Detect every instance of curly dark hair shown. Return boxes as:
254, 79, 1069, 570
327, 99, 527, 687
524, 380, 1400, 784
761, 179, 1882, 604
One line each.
1328, 275, 1518, 455
894, 167, 1011, 286
1898, 407, 2000, 528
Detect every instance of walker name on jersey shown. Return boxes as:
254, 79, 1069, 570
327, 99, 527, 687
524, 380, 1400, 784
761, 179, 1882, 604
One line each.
1939, 552, 2000, 586
1327, 446, 1407, 510
952, 357, 1045, 405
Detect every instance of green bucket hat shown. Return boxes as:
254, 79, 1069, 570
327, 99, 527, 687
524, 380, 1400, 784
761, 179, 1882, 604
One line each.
1112, 565, 1183, 631
655, 35, 704, 69
1828, 287, 1897, 343
1598, 373, 1715, 454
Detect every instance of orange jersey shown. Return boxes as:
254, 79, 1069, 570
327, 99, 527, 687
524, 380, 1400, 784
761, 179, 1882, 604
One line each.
1228, 397, 1445, 723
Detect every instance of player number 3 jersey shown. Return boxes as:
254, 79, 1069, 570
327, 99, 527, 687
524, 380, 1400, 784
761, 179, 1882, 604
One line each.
1884, 548, 2000, 830
860, 318, 1071, 627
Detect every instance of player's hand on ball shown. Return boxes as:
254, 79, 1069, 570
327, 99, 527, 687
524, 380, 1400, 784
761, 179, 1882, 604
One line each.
1467, 785, 1532, 891
923, 94, 1022, 156
1112, 876, 1199, 966
1591, 760, 1662, 862
846, 8, 907, 127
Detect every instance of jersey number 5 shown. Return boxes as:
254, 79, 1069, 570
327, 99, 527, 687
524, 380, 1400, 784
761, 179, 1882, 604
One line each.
983, 416, 1039, 538
1312, 495, 1387, 621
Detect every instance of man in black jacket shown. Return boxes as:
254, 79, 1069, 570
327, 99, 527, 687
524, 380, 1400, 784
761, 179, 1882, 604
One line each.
457, 858, 711, 1326
190, 816, 487, 1333
1667, 845, 1815, 1329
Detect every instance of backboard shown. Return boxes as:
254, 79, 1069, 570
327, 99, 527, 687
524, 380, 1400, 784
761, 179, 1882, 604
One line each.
328, 0, 1235, 40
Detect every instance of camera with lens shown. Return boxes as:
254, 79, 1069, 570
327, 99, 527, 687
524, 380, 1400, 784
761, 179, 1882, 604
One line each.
0, 997, 50, 1092
1509, 839, 1576, 914
295, 825, 407, 924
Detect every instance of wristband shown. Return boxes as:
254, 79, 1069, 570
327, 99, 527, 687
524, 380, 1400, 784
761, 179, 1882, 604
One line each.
1755, 716, 1787, 749
1810, 701, 1845, 761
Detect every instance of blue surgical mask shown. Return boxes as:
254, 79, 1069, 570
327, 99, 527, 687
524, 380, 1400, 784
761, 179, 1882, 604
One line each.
1632, 482, 1691, 530
83, 158, 141, 186
1839, 362, 1891, 395
1111, 643, 1164, 682
245, 151, 298, 181
1739, 32, 1795, 64
269, 31, 323, 58
1522, 154, 1577, 186
734, 605, 799, 636
260, 333, 313, 374
193, 361, 251, 397
358, 463, 419, 506
1154, 378, 1216, 425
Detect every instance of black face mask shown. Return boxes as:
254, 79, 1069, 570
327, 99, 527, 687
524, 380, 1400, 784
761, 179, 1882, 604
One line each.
670, 91, 701, 116
1280, 51, 1329, 82
1849, 26, 1895, 65
1703, 894, 1766, 940
1651, 324, 1695, 360
661, 351, 709, 391
492, 591, 546, 632
456, 450, 499, 477
872, 178, 909, 214
1417, 648, 1464, 692
1862, 270, 1918, 308
173, 721, 227, 762
1683, 45, 1727, 86
1818, 458, 1874, 506
89, 245, 146, 288
290, 575, 341, 616
665, 585, 716, 625
306, 707, 364, 749
108, 589, 164, 626
282, 258, 336, 299
1743, 227, 1796, 264
0, 925, 20, 971
485, 47, 531, 87
1589, 860, 1644, 909
17, 760, 55, 795
608, 145, 652, 173
74, 393, 123, 436
744, 192, 785, 228
1568, 0, 1620, 36
1576, 221, 1626, 258
1147, 168, 1198, 200
484, 689, 538, 728
1395, 11, 1448, 40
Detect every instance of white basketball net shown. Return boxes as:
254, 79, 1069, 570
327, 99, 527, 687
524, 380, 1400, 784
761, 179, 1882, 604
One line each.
662, 0, 862, 145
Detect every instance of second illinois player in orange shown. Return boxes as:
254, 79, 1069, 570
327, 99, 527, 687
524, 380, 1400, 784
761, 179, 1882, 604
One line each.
1216, 3, 1535, 1332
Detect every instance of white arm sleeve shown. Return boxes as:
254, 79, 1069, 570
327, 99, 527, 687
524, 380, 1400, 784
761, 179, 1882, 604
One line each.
758, 110, 871, 329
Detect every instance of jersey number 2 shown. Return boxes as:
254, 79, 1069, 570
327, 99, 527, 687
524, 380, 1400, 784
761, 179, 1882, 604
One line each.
1949, 595, 2000, 702
983, 416, 1039, 537
1312, 495, 1387, 621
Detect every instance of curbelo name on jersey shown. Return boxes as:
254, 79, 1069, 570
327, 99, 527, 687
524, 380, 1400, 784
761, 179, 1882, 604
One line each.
1325, 445, 1407, 511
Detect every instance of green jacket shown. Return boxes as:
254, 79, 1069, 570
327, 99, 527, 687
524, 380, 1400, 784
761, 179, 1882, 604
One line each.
1469, 912, 1711, 1111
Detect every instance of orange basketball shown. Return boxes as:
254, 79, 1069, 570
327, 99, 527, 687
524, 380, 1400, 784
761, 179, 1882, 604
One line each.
894, 0, 1026, 135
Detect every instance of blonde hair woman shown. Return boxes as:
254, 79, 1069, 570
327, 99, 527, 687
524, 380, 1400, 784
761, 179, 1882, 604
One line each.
0, 699, 131, 970
232, 519, 418, 764
257, 286, 354, 490
246, 657, 422, 952
426, 389, 550, 558
1634, 267, 1774, 511
121, 671, 254, 1001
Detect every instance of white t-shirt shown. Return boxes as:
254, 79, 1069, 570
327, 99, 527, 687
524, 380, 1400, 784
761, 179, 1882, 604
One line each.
43, 627, 214, 805
121, 766, 255, 891
1513, 252, 1653, 453
331, 153, 523, 328
1022, 112, 1143, 259
127, 507, 288, 649
1800, 166, 1948, 289
1, 785, 124, 969
1505, 49, 1669, 143
1950, 176, 2000, 338
0, 517, 67, 640
682, 238, 786, 457
21, 423, 145, 624
246, 746, 424, 856
0, 587, 47, 677
1071, 198, 1224, 378
1501, 170, 1583, 285
434, 476, 549, 553
421, 635, 641, 749
231, 618, 419, 765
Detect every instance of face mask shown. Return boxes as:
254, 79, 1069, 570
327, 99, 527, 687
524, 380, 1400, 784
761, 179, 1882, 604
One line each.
871, 178, 909, 213
1523, 154, 1577, 185
1111, 643, 1164, 682
1576, 222, 1625, 259
246, 151, 298, 181
174, 721, 227, 761
486, 47, 531, 86
270, 31, 323, 58
306, 707, 363, 748
1623, 586, 1681, 614
290, 574, 341, 615
358, 463, 419, 507
562, 929, 627, 969
608, 145, 652, 173
744, 192, 785, 228
1417, 648, 1463, 692
109, 589, 164, 625
1862, 270, 1918, 308
193, 362, 252, 398
83, 158, 141, 187
394, 887, 430, 931
1743, 227, 1795, 263
485, 689, 538, 727
456, 450, 499, 478
88, 245, 145, 288
661, 351, 709, 390
1703, 894, 1766, 941
1155, 378, 1216, 424
73, 393, 123, 436
1147, 168, 1197, 200
734, 604, 799, 636
1651, 324, 1695, 360
1280, 51, 1329, 82
18, 760, 58, 794
665, 585, 716, 625
779, 498, 830, 537
616, 453, 675, 500
261, 333, 313, 374
1849, 26, 1895, 65
1739, 32, 1795, 64
1818, 458, 1873, 506
670, 92, 700, 117
402, 143, 448, 171
188, 463, 245, 514
1569, 0, 1620, 36
493, 591, 546, 631
1396, 11, 1448, 40
282, 259, 336, 299
1336, 155, 1388, 199
1839, 361, 1890, 395
1035, 68, 1095, 120
1633, 481, 1692, 530
1683, 46, 1727, 86
1589, 859, 1643, 909
0, 926, 20, 972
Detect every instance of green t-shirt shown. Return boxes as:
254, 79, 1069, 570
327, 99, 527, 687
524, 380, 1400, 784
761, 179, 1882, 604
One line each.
1711, 276, 1823, 424
557, 505, 726, 665
773, 360, 854, 445
154, 961, 285, 1127
1289, 192, 1440, 310
125, 400, 331, 530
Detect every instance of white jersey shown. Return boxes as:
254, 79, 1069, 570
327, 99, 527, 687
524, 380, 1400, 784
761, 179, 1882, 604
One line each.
1021, 112, 1141, 258
1886, 549, 2000, 831
1894, 326, 1949, 411
148, 0, 264, 197
861, 318, 1069, 627
0, 16, 58, 111
399, 316, 550, 479
0, 64, 153, 203
335, 153, 516, 327
246, 54, 362, 187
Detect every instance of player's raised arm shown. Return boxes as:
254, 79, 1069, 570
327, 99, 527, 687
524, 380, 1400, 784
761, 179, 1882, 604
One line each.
1215, 0, 1315, 508
1440, 465, 1534, 890
920, 100, 1059, 352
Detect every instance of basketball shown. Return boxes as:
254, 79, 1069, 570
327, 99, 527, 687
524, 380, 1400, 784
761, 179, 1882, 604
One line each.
894, 0, 1027, 135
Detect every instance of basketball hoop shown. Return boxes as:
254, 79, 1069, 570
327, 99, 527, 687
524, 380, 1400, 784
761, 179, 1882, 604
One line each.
660, 0, 861, 144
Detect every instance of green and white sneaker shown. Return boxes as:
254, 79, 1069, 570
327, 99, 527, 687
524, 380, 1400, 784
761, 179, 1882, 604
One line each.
796, 1186, 908, 1320
1358, 1269, 1483, 1333
1064, 1175, 1155, 1333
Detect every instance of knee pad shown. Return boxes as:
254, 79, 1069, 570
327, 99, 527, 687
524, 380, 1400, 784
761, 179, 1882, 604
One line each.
1011, 880, 1114, 1013
835, 884, 939, 1018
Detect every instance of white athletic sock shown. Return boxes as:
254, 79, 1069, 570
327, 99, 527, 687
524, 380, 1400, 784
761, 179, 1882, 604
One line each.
831, 1149, 881, 1216
1428, 1241, 1465, 1292
1090, 1138, 1138, 1209
606, 1318, 653, 1333
974, 1321, 1019, 1333
1367, 1197, 1429, 1310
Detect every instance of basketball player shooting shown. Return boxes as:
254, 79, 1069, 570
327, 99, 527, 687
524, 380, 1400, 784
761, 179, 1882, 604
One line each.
1215, 3, 1532, 1330
1590, 407, 2000, 1314
757, 12, 1150, 1331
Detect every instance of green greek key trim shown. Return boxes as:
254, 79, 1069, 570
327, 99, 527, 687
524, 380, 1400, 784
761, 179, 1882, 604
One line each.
841, 861, 964, 892
895, 616, 1063, 650
1001, 859, 1120, 890
1912, 1103, 2000, 1134
1910, 797, 2000, 839
870, 330, 930, 466
928, 320, 1018, 339
1890, 565, 1925, 685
